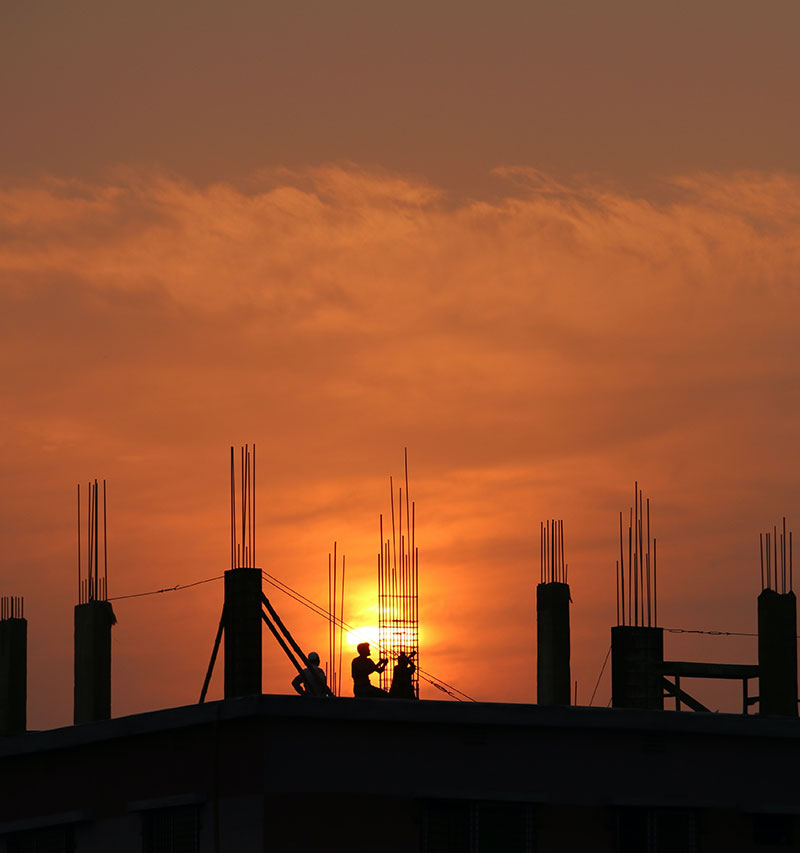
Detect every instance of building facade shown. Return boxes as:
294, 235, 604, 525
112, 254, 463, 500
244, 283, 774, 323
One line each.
2, 694, 800, 852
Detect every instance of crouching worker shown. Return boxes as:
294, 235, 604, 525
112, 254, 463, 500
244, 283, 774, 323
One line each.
389, 650, 417, 699
352, 642, 389, 697
291, 651, 329, 696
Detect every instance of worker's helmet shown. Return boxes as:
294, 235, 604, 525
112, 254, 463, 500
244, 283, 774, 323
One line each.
307, 651, 320, 664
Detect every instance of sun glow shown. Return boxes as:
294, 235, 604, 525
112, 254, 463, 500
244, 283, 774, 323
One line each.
345, 626, 379, 650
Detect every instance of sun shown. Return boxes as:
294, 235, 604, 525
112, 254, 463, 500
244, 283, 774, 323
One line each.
345, 626, 379, 650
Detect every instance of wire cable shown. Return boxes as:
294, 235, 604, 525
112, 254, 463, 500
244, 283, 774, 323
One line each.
588, 645, 611, 707
666, 627, 800, 639
665, 627, 758, 637
108, 575, 224, 601
261, 570, 476, 702
106, 568, 475, 702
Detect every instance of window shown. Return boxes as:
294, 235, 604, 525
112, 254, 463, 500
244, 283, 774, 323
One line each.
7, 826, 74, 853
617, 807, 696, 853
753, 814, 794, 847
474, 802, 531, 853
141, 805, 200, 853
424, 801, 471, 853
423, 800, 534, 853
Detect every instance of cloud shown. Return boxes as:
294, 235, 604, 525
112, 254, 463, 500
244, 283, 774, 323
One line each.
1, 164, 800, 723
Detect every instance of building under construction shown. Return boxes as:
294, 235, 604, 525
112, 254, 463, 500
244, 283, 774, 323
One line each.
2, 469, 800, 852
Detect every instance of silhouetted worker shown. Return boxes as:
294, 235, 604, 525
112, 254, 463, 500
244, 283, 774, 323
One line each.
389, 650, 417, 699
352, 642, 389, 697
291, 651, 328, 697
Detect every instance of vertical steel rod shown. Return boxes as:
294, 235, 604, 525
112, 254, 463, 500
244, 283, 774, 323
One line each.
87, 482, 92, 600
230, 447, 236, 569
332, 541, 337, 696
633, 481, 639, 625
540, 521, 544, 584
103, 480, 108, 599
252, 444, 256, 568
653, 537, 658, 626
767, 533, 772, 589
628, 510, 633, 625
639, 491, 644, 627
77, 484, 81, 603
240, 447, 245, 565
94, 480, 99, 599
774, 526, 778, 591
339, 554, 346, 697
405, 448, 411, 581
390, 477, 397, 573
619, 511, 625, 625
783, 517, 787, 593
646, 498, 651, 627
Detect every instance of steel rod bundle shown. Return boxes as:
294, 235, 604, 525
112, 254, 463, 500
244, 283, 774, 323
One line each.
760, 518, 793, 593
616, 482, 657, 627
327, 545, 346, 696
540, 519, 567, 584
377, 449, 420, 696
230, 445, 256, 569
0, 597, 24, 620
77, 480, 109, 603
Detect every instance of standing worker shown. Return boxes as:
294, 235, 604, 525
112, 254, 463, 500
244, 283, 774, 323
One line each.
291, 651, 329, 697
352, 642, 389, 697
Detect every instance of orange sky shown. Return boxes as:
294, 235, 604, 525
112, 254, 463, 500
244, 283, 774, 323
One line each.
2, 2, 800, 728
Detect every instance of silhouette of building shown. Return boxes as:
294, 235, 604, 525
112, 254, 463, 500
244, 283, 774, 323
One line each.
2, 481, 799, 851
2, 696, 800, 852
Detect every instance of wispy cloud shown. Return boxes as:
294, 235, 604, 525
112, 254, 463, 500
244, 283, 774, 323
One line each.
1, 165, 799, 723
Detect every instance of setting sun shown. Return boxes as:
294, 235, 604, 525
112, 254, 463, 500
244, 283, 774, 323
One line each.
345, 626, 379, 650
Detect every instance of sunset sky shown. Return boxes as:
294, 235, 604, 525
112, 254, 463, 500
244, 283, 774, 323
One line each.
2, 1, 800, 729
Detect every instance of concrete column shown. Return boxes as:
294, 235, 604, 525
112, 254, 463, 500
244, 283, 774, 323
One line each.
74, 600, 116, 724
758, 589, 798, 716
0, 616, 27, 735
224, 567, 262, 699
537, 582, 571, 705
611, 626, 664, 710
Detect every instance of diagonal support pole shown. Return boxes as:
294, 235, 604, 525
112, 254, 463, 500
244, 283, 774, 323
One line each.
261, 594, 334, 696
261, 608, 305, 675
262, 593, 313, 671
661, 677, 710, 713
199, 606, 225, 704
